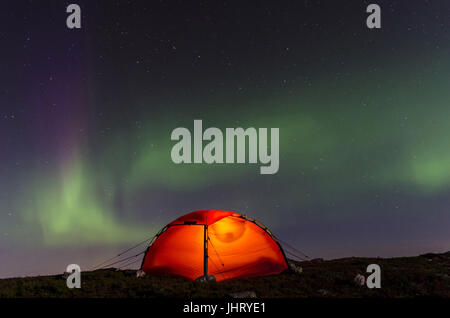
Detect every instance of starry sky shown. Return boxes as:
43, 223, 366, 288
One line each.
1, 0, 450, 278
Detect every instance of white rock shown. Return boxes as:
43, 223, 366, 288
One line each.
288, 261, 303, 274
136, 270, 146, 278
354, 274, 365, 286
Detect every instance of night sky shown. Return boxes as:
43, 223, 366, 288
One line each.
1, 0, 450, 278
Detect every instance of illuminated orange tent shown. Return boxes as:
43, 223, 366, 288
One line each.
141, 210, 289, 281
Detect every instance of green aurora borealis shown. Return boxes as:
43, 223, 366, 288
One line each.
21, 53, 450, 243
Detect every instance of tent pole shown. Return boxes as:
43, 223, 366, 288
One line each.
203, 224, 208, 278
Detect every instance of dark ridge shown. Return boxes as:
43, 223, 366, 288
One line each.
1, 252, 449, 298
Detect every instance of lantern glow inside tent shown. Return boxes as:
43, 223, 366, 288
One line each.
141, 210, 289, 281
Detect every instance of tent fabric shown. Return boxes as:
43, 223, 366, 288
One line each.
168, 210, 237, 226
141, 210, 288, 281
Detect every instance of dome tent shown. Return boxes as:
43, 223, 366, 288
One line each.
140, 210, 289, 281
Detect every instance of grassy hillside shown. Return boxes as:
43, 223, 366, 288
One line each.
1, 252, 449, 298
